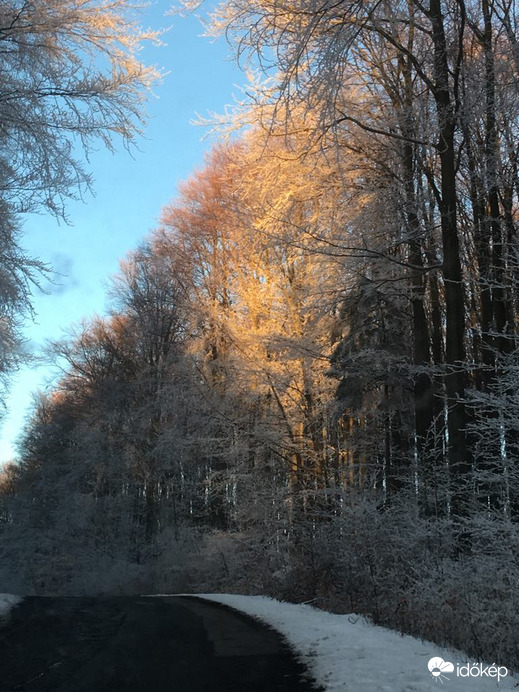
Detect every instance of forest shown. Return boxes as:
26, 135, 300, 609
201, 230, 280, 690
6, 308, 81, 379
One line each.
0, 0, 518, 673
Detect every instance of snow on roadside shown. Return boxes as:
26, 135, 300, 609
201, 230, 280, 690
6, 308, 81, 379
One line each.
0, 594, 21, 625
195, 594, 516, 692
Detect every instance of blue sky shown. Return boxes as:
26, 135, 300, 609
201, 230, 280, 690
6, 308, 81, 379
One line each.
0, 1, 244, 464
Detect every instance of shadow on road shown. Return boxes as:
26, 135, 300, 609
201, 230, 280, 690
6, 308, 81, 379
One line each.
0, 595, 323, 691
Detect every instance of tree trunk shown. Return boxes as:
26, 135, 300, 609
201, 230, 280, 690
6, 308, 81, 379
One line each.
429, 0, 470, 518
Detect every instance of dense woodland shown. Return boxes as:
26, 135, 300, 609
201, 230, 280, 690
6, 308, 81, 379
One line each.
1, 0, 519, 671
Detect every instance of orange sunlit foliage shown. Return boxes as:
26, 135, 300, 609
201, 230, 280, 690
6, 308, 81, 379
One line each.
154, 131, 353, 499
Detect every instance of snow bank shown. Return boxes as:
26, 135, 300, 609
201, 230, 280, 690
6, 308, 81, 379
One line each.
0, 594, 21, 625
195, 594, 516, 692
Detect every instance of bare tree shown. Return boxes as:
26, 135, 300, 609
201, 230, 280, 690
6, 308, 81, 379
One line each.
0, 0, 161, 215
0, 0, 161, 402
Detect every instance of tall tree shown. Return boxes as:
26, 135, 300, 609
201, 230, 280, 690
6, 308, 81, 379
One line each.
203, 0, 519, 516
0, 0, 160, 402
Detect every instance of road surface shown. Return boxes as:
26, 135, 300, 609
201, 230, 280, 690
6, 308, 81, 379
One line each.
0, 595, 322, 691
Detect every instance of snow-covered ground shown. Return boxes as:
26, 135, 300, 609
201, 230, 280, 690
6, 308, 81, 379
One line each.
195, 594, 516, 692
0, 593, 21, 624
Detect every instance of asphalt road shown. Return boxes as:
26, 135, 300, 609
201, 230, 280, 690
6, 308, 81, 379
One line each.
0, 596, 322, 691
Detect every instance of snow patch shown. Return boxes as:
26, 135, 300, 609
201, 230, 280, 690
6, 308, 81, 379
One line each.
194, 594, 516, 691
0, 594, 21, 626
